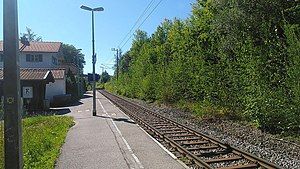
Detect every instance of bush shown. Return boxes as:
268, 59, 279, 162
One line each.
106, 0, 300, 134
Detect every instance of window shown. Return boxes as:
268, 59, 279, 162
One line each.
38, 54, 43, 62
0, 54, 3, 62
26, 54, 33, 62
52, 56, 58, 65
26, 54, 43, 62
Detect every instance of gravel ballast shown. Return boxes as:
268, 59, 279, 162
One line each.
123, 97, 300, 169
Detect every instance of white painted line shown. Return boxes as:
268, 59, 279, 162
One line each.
112, 121, 133, 152
78, 110, 82, 113
107, 99, 117, 108
98, 99, 144, 169
139, 126, 177, 159
132, 154, 144, 169
138, 126, 190, 168
86, 109, 90, 112
102, 94, 189, 169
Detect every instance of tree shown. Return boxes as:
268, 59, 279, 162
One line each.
20, 27, 42, 42
61, 44, 85, 70
119, 51, 132, 73
66, 69, 78, 100
100, 71, 111, 83
108, 0, 300, 134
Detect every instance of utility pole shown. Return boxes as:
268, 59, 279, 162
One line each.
111, 48, 120, 80
119, 49, 122, 79
3, 0, 23, 168
116, 50, 119, 80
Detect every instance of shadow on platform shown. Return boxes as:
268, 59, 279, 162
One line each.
25, 108, 71, 117
52, 101, 84, 108
49, 108, 71, 115
95, 115, 136, 124
82, 94, 93, 99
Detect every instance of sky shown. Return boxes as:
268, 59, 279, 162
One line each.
0, 0, 196, 75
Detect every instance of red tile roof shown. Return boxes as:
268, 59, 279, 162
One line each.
20, 69, 50, 80
0, 68, 64, 81
37, 68, 65, 79
0, 41, 62, 53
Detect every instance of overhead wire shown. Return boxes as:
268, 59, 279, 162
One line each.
120, 0, 164, 50
118, 0, 156, 48
105, 0, 164, 65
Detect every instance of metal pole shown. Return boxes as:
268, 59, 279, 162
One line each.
100, 66, 104, 83
92, 10, 96, 116
116, 49, 119, 80
77, 54, 80, 98
3, 0, 23, 168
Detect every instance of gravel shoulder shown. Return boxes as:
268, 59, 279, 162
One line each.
122, 96, 300, 169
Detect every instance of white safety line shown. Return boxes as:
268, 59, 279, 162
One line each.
107, 99, 117, 108
103, 94, 189, 169
106, 97, 177, 158
98, 99, 144, 169
139, 127, 177, 159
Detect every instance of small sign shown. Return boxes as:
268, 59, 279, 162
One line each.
88, 73, 100, 82
23, 87, 33, 98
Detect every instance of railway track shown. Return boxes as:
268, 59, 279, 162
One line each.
100, 90, 281, 169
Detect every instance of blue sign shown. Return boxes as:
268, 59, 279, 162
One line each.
88, 73, 100, 82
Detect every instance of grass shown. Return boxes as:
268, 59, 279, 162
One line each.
0, 115, 74, 169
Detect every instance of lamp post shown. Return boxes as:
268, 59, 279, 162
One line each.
81, 5, 104, 116
111, 48, 120, 80
76, 49, 82, 98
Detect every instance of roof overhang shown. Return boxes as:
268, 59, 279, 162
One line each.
0, 68, 56, 84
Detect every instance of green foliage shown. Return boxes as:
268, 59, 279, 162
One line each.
61, 44, 85, 69
107, 0, 300, 134
100, 71, 111, 83
0, 116, 74, 169
66, 69, 79, 100
20, 27, 42, 42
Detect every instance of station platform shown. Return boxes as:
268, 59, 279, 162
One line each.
55, 91, 186, 169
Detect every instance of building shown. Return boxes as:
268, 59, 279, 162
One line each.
0, 68, 55, 110
0, 41, 63, 68
44, 68, 66, 102
0, 41, 71, 106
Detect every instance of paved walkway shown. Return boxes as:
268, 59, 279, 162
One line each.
55, 91, 186, 169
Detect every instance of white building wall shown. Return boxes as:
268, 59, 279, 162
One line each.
45, 78, 66, 102
0, 52, 59, 68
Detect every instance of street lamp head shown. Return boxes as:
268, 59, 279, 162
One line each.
81, 5, 104, 12
80, 5, 93, 11
111, 48, 116, 51
93, 7, 104, 12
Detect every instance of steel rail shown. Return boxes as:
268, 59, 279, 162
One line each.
100, 90, 281, 169
110, 95, 212, 168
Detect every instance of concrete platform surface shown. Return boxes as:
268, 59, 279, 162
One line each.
55, 91, 186, 169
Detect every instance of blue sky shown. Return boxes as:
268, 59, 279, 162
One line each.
0, 0, 196, 75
